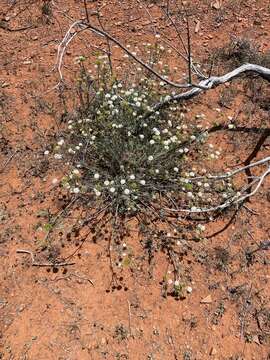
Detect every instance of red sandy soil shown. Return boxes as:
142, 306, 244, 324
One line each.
0, 1, 269, 359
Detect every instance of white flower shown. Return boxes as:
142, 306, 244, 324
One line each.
187, 192, 193, 198
149, 139, 155, 145
184, 148, 189, 153
152, 127, 160, 136
54, 154, 62, 160
120, 179, 126, 185
140, 180, 146, 185
44, 150, 49, 155
190, 135, 196, 141
94, 189, 101, 197
124, 188, 130, 195
174, 280, 180, 287
197, 224, 205, 232
57, 139, 64, 146
168, 279, 173, 285
73, 187, 80, 194
155, 169, 160, 174
94, 173, 100, 180
109, 187, 116, 193
129, 174, 135, 180
104, 180, 110, 186
148, 155, 154, 161
139, 134, 144, 139
73, 169, 80, 175
173, 167, 179, 172
228, 124, 235, 129
52, 178, 58, 185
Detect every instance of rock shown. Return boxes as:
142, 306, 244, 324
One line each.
210, 347, 217, 355
200, 294, 212, 304
186, 286, 193, 294
212, 1, 222, 10
195, 20, 200, 33
252, 335, 260, 345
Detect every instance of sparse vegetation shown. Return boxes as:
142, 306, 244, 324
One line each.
1, 1, 270, 359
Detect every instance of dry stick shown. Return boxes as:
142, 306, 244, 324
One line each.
56, 21, 270, 95
185, 13, 192, 84
165, 166, 270, 214
243, 129, 270, 199
96, 10, 113, 76
161, 4, 188, 56
151, 63, 270, 113
127, 300, 132, 337
16, 250, 75, 267
83, 0, 90, 23
139, 0, 204, 82
240, 284, 253, 339
160, 5, 206, 79
69, 273, 94, 286
56, 20, 196, 89
180, 156, 270, 182
0, 150, 18, 173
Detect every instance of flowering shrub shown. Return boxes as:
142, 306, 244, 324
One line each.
53, 78, 216, 216
47, 67, 239, 230
44, 60, 240, 292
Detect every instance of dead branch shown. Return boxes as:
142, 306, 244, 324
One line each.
165, 164, 270, 214
55, 20, 201, 89
16, 250, 75, 267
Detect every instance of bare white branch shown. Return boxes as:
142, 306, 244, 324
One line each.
186, 156, 270, 182
153, 63, 270, 112
165, 166, 270, 214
